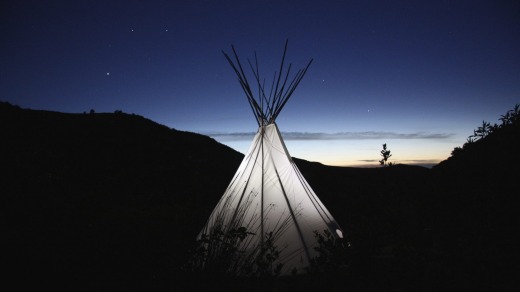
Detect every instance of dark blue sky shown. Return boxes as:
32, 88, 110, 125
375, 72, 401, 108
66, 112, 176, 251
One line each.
2, 0, 519, 166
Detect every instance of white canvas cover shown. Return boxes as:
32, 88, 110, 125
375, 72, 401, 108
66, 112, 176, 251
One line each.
200, 123, 343, 275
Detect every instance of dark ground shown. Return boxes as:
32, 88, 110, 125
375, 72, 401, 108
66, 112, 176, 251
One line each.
1, 101, 518, 291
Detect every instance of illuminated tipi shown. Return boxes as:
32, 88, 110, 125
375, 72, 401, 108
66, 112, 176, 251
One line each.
198, 41, 344, 275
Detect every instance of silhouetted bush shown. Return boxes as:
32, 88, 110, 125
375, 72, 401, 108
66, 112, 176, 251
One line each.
308, 229, 351, 275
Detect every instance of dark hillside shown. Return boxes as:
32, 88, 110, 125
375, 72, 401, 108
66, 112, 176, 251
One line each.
432, 116, 520, 290
429, 109, 520, 290
2, 101, 517, 291
0, 102, 244, 290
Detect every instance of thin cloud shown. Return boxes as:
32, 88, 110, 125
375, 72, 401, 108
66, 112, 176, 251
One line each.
208, 132, 257, 141
398, 159, 441, 167
209, 131, 454, 141
357, 159, 379, 163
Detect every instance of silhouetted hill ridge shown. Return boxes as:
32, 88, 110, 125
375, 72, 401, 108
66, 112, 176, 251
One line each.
1, 101, 247, 289
428, 106, 519, 290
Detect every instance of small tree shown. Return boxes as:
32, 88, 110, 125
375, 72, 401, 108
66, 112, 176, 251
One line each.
379, 143, 392, 166
471, 120, 492, 141
499, 104, 520, 126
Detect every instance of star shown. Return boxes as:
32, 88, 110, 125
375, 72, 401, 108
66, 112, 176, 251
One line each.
106, 72, 110, 76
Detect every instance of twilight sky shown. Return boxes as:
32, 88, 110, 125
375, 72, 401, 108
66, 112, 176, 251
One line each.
1, 0, 519, 167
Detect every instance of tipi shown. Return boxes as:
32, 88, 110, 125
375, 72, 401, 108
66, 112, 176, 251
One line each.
198, 41, 344, 276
